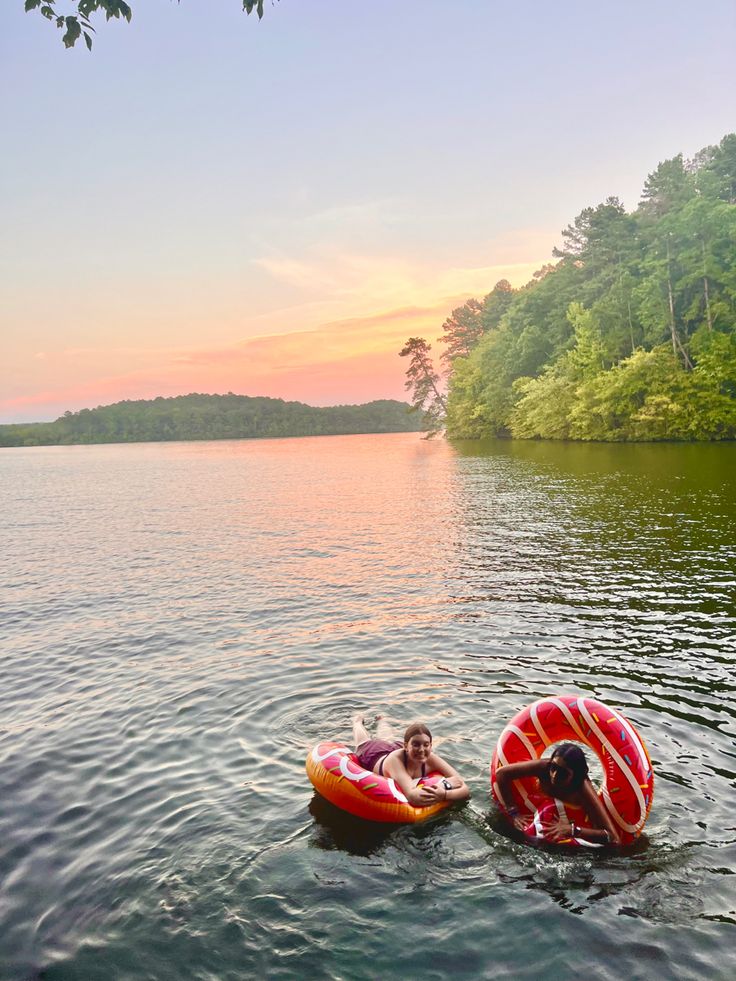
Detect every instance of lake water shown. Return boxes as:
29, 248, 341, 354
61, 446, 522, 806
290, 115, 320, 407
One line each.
1, 432, 735, 981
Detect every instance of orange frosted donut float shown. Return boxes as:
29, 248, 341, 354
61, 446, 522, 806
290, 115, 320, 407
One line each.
491, 695, 654, 846
306, 742, 451, 823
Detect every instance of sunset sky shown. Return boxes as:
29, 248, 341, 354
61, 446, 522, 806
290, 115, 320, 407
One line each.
2, 1, 734, 423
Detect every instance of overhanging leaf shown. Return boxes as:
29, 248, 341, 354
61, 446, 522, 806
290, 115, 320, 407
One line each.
62, 16, 82, 48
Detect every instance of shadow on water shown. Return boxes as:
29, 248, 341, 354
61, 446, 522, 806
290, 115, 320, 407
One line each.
307, 793, 395, 856
307, 792, 456, 857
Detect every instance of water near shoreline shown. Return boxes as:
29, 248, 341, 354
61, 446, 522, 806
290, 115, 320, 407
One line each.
1, 433, 734, 980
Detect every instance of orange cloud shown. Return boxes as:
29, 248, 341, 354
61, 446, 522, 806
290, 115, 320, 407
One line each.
1, 242, 551, 423
1, 302, 450, 421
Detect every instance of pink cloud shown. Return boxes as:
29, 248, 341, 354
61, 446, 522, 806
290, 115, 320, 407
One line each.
0, 302, 452, 423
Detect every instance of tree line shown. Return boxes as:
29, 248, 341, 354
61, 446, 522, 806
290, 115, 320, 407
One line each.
402, 133, 736, 442
0, 394, 422, 447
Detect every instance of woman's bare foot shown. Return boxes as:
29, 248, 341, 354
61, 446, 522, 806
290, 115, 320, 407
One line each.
352, 712, 371, 748
375, 714, 394, 740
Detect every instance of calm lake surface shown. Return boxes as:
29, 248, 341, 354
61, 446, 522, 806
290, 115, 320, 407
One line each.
1, 432, 735, 981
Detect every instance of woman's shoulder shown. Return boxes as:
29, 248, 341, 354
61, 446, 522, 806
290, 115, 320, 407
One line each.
511, 757, 550, 780
579, 777, 599, 801
383, 746, 405, 766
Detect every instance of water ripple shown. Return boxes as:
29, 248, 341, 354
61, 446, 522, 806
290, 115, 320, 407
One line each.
1, 435, 735, 981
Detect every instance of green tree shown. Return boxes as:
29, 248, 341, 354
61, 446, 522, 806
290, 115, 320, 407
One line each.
480, 279, 515, 333
444, 134, 736, 443
0, 394, 424, 447
671, 196, 736, 335
445, 323, 523, 438
24, 0, 273, 49
568, 347, 680, 440
553, 197, 629, 268
635, 217, 694, 369
639, 154, 695, 221
399, 337, 447, 435
553, 198, 643, 359
568, 337, 736, 441
509, 368, 577, 439
438, 298, 485, 369
509, 304, 605, 439
696, 133, 736, 205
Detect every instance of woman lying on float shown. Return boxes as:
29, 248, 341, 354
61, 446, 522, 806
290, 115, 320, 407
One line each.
305, 714, 469, 823
352, 714, 470, 808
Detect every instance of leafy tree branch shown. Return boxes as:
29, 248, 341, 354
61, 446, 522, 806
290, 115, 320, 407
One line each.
24, 0, 276, 49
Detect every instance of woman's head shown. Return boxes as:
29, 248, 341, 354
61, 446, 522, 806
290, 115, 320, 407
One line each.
403, 722, 432, 761
549, 742, 589, 791
404, 722, 432, 744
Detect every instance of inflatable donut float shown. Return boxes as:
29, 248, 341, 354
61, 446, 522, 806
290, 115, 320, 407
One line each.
491, 695, 654, 846
306, 742, 452, 823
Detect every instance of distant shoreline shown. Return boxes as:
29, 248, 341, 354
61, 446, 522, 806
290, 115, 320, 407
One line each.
0, 393, 425, 448
0, 429, 427, 450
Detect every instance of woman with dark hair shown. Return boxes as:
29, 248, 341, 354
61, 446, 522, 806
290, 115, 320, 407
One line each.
352, 714, 470, 808
495, 742, 621, 845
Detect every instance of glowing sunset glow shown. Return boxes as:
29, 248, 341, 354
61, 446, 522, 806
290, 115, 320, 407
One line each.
2, 2, 734, 424
1, 250, 546, 422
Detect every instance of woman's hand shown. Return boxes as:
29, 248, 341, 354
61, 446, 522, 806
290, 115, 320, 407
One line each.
544, 815, 575, 842
409, 785, 437, 806
425, 785, 445, 802
501, 803, 527, 831
411, 782, 452, 806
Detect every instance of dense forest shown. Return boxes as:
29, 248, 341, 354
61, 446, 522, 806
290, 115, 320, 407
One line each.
405, 133, 736, 441
0, 395, 422, 447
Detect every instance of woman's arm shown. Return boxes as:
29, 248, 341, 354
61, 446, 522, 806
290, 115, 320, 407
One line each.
579, 781, 621, 845
383, 751, 436, 807
494, 759, 545, 811
421, 753, 470, 803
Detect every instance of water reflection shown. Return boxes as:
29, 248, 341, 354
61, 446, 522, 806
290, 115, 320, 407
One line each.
2, 434, 735, 980
307, 792, 458, 858
307, 794, 396, 857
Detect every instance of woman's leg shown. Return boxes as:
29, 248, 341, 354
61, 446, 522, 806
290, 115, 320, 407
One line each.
352, 713, 371, 748
375, 714, 395, 741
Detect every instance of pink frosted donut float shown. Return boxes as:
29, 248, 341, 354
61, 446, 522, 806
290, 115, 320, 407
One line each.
491, 695, 654, 847
306, 741, 451, 823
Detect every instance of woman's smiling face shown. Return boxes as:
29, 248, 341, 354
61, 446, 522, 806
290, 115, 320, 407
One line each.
405, 733, 432, 763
